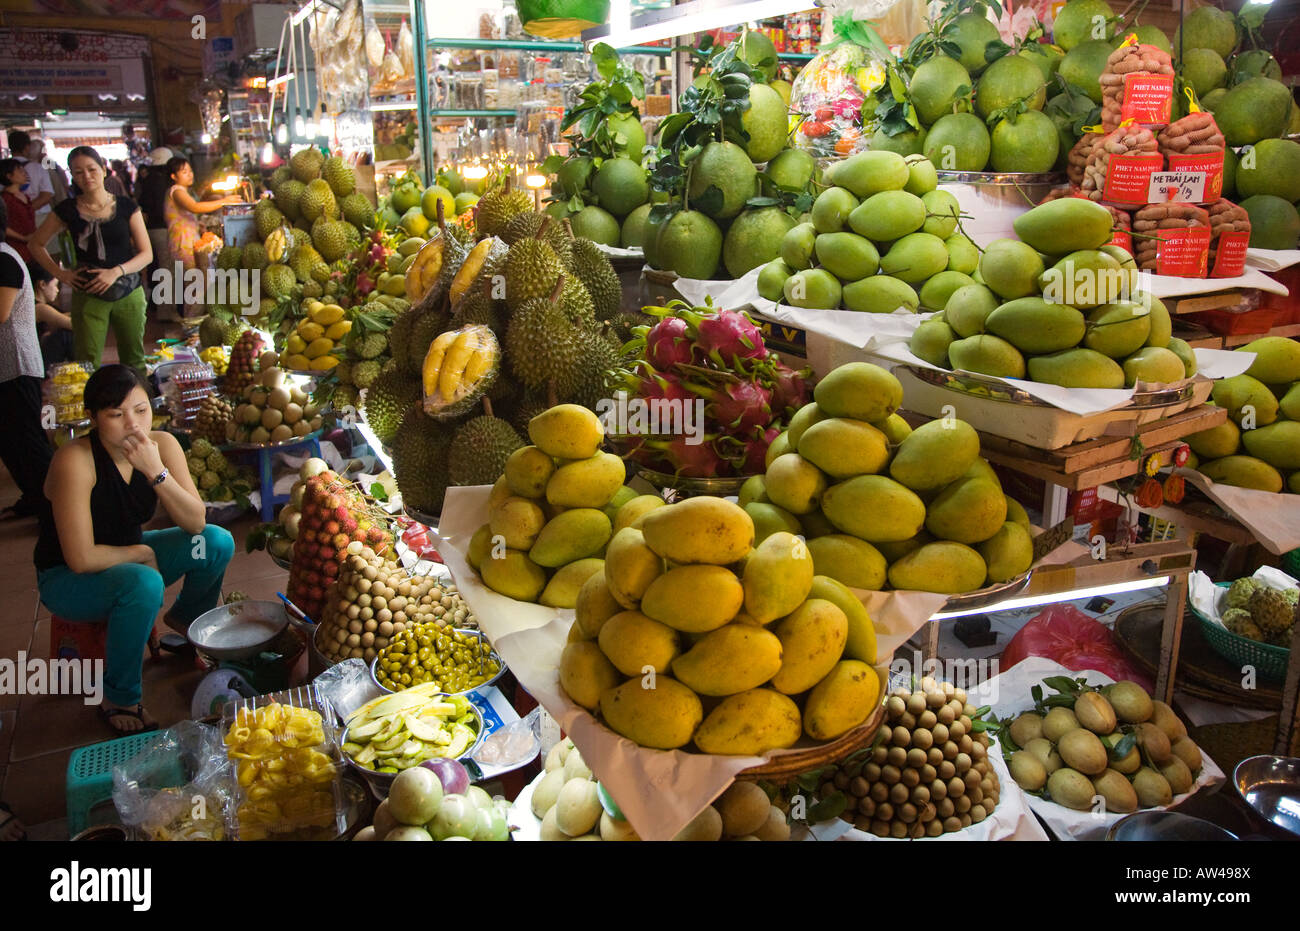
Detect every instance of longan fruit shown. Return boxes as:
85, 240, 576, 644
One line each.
948, 720, 966, 740
348, 619, 363, 634
882, 765, 904, 786
938, 760, 956, 780
906, 748, 927, 769
931, 723, 950, 744
926, 690, 945, 710
360, 632, 374, 647
890, 783, 909, 805
948, 777, 965, 798
901, 768, 920, 789
943, 741, 959, 761
971, 804, 987, 824
891, 726, 911, 748
890, 820, 908, 838
980, 777, 994, 796
927, 747, 944, 766
886, 696, 906, 719
887, 746, 907, 768
971, 742, 987, 761
898, 713, 917, 730
960, 813, 972, 828
850, 777, 870, 798
364, 619, 378, 632
834, 771, 851, 790
953, 688, 967, 705
912, 785, 931, 805
930, 779, 948, 801
954, 794, 971, 814
937, 798, 955, 818
911, 728, 934, 751
871, 820, 890, 837
870, 782, 890, 803
876, 802, 894, 821
863, 763, 882, 782
820, 781, 836, 798
857, 797, 876, 817
927, 819, 944, 837
899, 803, 918, 824
942, 682, 955, 697
959, 735, 974, 755
968, 786, 983, 806
918, 710, 938, 730
873, 745, 889, 765
965, 770, 982, 792
346, 633, 360, 647
920, 676, 938, 692
955, 752, 972, 773
921, 764, 937, 784
906, 693, 927, 716
918, 802, 936, 824
963, 705, 976, 719
943, 816, 962, 833
937, 705, 956, 726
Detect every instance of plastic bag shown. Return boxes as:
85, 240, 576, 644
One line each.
365, 17, 385, 69
999, 604, 1154, 691
397, 19, 415, 78
789, 13, 892, 157
112, 721, 234, 841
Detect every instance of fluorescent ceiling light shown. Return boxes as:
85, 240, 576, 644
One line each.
268, 72, 295, 89
931, 577, 1171, 621
18, 94, 37, 102
369, 101, 418, 111
590, 0, 813, 48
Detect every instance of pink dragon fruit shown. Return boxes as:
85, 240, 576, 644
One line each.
689, 308, 769, 366
769, 361, 811, 416
645, 316, 693, 370
650, 435, 730, 478
355, 272, 375, 296
692, 378, 773, 434
741, 426, 780, 475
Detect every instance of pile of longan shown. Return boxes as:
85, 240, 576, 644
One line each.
821, 678, 1000, 838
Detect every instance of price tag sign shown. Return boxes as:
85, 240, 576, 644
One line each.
1211, 230, 1251, 278
1167, 151, 1225, 202
1103, 153, 1165, 206
1146, 171, 1208, 205
1121, 73, 1175, 125
1156, 227, 1211, 277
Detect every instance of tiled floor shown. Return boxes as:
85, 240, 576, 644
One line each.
0, 310, 291, 835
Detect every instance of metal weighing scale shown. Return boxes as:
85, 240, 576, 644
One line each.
186, 600, 312, 718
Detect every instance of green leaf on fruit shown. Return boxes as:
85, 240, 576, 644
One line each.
807, 793, 848, 823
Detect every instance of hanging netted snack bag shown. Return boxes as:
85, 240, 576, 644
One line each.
1133, 202, 1211, 276
1081, 120, 1162, 206
1067, 132, 1102, 187
1157, 92, 1227, 203
1207, 199, 1251, 277
1100, 35, 1176, 131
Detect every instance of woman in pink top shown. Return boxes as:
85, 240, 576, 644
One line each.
163, 157, 240, 317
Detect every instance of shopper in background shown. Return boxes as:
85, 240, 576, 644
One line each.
0, 197, 54, 521
34, 364, 234, 734
31, 265, 73, 372
136, 148, 177, 322
28, 145, 153, 371
164, 156, 240, 317
122, 123, 150, 169
103, 161, 127, 197
18, 135, 55, 226
0, 158, 35, 265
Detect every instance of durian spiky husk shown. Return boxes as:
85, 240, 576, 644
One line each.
364, 359, 422, 444
405, 307, 452, 379
447, 414, 524, 486
476, 188, 534, 238
566, 327, 623, 410
391, 401, 456, 514
502, 211, 574, 264
505, 291, 584, 396
503, 237, 565, 309
566, 237, 622, 322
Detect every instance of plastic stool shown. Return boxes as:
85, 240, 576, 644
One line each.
50, 615, 108, 661
253, 435, 322, 521
65, 731, 167, 837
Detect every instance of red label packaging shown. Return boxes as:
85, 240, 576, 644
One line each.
1166, 151, 1225, 203
1108, 230, 1134, 255
1211, 230, 1251, 278
1121, 73, 1175, 126
1156, 227, 1211, 277
1103, 153, 1165, 206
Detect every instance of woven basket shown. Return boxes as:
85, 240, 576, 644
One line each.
736, 705, 886, 781
1189, 582, 1290, 681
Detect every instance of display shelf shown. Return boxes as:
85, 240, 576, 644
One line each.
1095, 484, 1257, 547
427, 109, 519, 117
1165, 290, 1245, 315
426, 36, 814, 58
1223, 323, 1300, 347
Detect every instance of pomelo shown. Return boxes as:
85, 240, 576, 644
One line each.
1214, 77, 1293, 147
419, 185, 455, 222
990, 111, 1060, 173
656, 209, 723, 278
975, 55, 1047, 118
607, 112, 647, 163
1121, 24, 1171, 55
1019, 44, 1065, 82
742, 83, 790, 163
621, 203, 652, 249
1232, 48, 1282, 84
556, 156, 595, 197
1174, 6, 1238, 60
1239, 195, 1300, 250
739, 29, 778, 81
949, 11, 1003, 75
723, 207, 797, 278
688, 141, 758, 219
869, 125, 927, 157
1058, 39, 1113, 104
591, 157, 649, 218
910, 55, 972, 126
1052, 0, 1114, 51
1182, 48, 1227, 99
570, 204, 621, 246
1235, 138, 1300, 202
764, 148, 815, 193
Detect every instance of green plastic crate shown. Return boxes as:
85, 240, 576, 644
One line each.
65, 732, 168, 837
1189, 581, 1291, 681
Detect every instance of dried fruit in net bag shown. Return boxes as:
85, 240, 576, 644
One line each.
1156, 110, 1225, 157
1099, 36, 1175, 131
1081, 122, 1160, 203
1206, 198, 1251, 267
1132, 202, 1211, 272
1067, 133, 1102, 187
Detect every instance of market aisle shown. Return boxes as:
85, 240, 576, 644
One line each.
0, 503, 280, 836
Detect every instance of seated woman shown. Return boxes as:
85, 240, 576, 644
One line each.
34, 365, 234, 734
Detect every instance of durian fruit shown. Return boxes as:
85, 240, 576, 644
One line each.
300, 178, 339, 223
1249, 588, 1295, 636
426, 225, 476, 307
198, 315, 226, 348
289, 243, 327, 282
450, 282, 504, 334
274, 178, 306, 220
406, 307, 452, 377
421, 325, 500, 419
391, 402, 455, 513
353, 359, 382, 388
388, 305, 420, 377
556, 275, 596, 328
347, 328, 388, 360
254, 200, 285, 239
261, 263, 296, 300
216, 245, 243, 270
503, 235, 565, 309
340, 192, 372, 230
567, 328, 622, 410
505, 278, 583, 397
502, 211, 574, 264
241, 242, 268, 271
447, 414, 524, 485
363, 359, 422, 443
323, 156, 356, 197
509, 390, 550, 437
312, 218, 352, 262
270, 165, 291, 188
263, 227, 290, 263
290, 147, 324, 183
566, 237, 622, 322
450, 237, 507, 306
475, 187, 535, 238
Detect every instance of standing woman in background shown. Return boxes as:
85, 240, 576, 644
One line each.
0, 158, 35, 266
28, 146, 152, 371
0, 197, 54, 519
163, 156, 240, 319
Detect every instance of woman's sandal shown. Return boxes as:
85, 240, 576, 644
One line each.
99, 703, 159, 735
0, 801, 26, 841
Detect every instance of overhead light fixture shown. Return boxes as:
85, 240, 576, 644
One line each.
18, 94, 36, 102
319, 114, 334, 137
200, 132, 212, 144
588, 0, 812, 48
369, 101, 418, 112
305, 120, 318, 138
275, 123, 288, 144
294, 114, 305, 137
261, 141, 275, 164
930, 577, 1172, 621
525, 172, 547, 189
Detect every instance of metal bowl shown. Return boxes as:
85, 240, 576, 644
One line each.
368, 627, 505, 697
633, 467, 751, 498
1105, 810, 1239, 841
1234, 755, 1300, 838
340, 699, 486, 799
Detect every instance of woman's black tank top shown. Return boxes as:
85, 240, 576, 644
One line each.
33, 430, 158, 572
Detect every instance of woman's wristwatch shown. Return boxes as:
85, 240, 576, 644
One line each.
151, 468, 168, 487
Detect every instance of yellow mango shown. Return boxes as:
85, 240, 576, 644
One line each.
742, 531, 815, 624
769, 599, 848, 695
808, 576, 877, 664
597, 610, 681, 676
803, 660, 881, 740
640, 564, 744, 633
639, 496, 755, 565
324, 320, 352, 341
559, 641, 622, 710
671, 624, 783, 696
693, 688, 802, 755
545, 452, 627, 508
574, 574, 623, 640
602, 528, 663, 609
540, 558, 606, 609
599, 677, 703, 750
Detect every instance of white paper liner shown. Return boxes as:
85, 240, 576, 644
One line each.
1245, 248, 1300, 274
594, 243, 644, 260
1173, 468, 1300, 556
970, 656, 1225, 841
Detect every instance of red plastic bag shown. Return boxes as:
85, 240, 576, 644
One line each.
999, 604, 1154, 692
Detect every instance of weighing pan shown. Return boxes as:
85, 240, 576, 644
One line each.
1234, 755, 1300, 838
187, 600, 312, 662
1105, 810, 1238, 841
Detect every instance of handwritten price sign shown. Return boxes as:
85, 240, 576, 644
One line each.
1147, 171, 1208, 204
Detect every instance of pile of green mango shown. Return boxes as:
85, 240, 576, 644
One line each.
908, 197, 1199, 390
758, 151, 978, 313
747, 361, 1036, 595
1185, 337, 1300, 494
